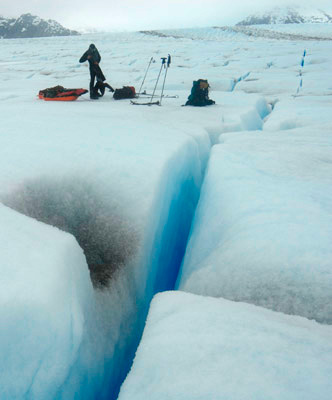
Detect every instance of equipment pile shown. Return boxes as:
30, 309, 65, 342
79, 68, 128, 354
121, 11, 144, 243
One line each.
185, 79, 215, 107
38, 86, 88, 101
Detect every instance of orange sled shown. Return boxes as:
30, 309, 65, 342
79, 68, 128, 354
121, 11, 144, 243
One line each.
39, 86, 88, 101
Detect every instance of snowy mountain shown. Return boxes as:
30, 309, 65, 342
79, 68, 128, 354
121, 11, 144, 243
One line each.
0, 13, 79, 38
237, 7, 332, 25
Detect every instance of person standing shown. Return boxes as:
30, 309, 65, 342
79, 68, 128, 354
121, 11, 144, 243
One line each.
79, 43, 105, 99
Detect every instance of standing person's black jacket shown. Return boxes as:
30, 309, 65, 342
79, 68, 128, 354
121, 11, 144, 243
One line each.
79, 44, 101, 68
79, 44, 105, 98
79, 44, 105, 79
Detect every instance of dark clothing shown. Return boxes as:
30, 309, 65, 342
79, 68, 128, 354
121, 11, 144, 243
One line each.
185, 79, 215, 107
89, 68, 98, 96
92, 63, 106, 82
89, 65, 106, 96
79, 45, 105, 98
79, 47, 101, 67
94, 80, 114, 97
94, 80, 106, 97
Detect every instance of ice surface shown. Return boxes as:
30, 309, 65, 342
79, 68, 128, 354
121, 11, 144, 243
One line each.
147, 23, 332, 41
253, 23, 332, 39
0, 203, 93, 399
178, 124, 332, 323
118, 291, 332, 400
175, 29, 332, 325
0, 110, 207, 398
0, 33, 212, 399
0, 25, 332, 399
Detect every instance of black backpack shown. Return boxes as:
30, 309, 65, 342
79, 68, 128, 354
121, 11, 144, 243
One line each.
185, 79, 215, 107
113, 86, 136, 100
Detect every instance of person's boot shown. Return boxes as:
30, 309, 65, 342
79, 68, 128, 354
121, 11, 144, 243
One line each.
90, 89, 99, 99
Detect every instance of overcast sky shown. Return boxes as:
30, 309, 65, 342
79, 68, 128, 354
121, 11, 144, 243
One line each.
1, 0, 332, 31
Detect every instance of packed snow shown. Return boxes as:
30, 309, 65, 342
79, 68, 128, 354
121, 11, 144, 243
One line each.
0, 203, 93, 399
177, 125, 332, 323
118, 291, 332, 400
0, 23, 332, 399
253, 23, 332, 38
147, 23, 332, 41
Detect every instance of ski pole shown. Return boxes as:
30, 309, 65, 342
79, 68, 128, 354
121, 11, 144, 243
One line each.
159, 54, 171, 105
150, 57, 167, 104
137, 57, 154, 99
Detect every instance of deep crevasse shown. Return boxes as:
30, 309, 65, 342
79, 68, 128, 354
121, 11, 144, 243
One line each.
0, 127, 210, 400
0, 93, 273, 400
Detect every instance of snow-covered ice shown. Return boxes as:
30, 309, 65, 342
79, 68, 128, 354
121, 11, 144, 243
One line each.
0, 203, 93, 399
177, 126, 332, 323
252, 23, 332, 39
118, 291, 332, 400
177, 31, 332, 324
0, 30, 219, 400
0, 23, 332, 399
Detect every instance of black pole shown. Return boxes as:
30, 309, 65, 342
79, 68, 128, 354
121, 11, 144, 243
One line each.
159, 54, 171, 105
150, 57, 167, 104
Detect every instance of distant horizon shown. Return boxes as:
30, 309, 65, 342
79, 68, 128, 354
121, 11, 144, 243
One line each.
1, 1, 332, 32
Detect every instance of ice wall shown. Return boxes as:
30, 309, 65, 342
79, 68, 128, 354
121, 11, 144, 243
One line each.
3, 176, 139, 289
0, 204, 94, 400
0, 122, 208, 400
177, 126, 332, 324
58, 134, 206, 400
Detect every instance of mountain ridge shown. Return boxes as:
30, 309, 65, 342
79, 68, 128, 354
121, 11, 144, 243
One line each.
237, 7, 332, 26
0, 13, 79, 39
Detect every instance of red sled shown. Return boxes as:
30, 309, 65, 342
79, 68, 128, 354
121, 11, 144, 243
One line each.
38, 86, 88, 101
